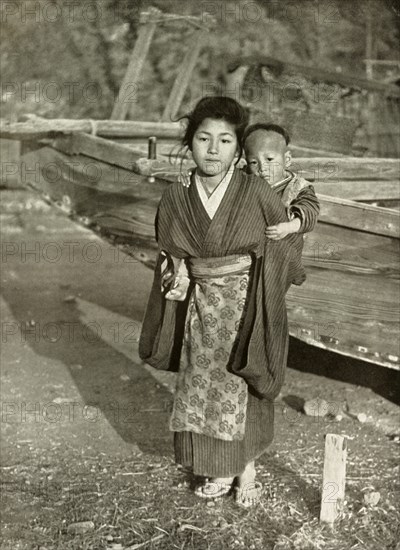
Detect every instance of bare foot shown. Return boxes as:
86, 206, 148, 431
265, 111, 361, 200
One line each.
235, 462, 262, 507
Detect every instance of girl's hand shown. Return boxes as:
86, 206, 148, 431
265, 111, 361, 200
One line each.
165, 276, 190, 301
178, 170, 192, 188
265, 222, 291, 240
161, 268, 175, 291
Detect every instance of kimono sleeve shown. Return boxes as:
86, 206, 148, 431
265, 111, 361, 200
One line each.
138, 189, 190, 370
288, 185, 320, 233
256, 176, 289, 227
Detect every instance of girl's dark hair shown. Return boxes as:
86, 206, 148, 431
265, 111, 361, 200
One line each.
180, 96, 249, 158
242, 122, 291, 146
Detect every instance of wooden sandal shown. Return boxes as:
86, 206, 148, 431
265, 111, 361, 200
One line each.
194, 478, 233, 499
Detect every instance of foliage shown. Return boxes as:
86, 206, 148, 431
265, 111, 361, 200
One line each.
0, 0, 399, 119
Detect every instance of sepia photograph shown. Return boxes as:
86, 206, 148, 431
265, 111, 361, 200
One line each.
1, 1, 399, 549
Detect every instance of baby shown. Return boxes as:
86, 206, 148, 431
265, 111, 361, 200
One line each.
243, 122, 320, 240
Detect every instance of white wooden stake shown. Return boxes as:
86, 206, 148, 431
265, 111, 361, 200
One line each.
320, 433, 347, 526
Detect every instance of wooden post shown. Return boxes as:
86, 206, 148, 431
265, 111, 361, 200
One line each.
0, 113, 21, 188
111, 12, 159, 121
365, 0, 379, 155
320, 434, 347, 526
161, 30, 207, 121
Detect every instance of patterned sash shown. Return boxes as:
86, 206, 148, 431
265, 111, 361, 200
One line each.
169, 255, 252, 441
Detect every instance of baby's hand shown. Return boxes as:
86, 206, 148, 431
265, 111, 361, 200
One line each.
178, 170, 192, 188
265, 222, 291, 240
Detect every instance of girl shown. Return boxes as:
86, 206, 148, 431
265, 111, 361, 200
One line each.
139, 96, 305, 507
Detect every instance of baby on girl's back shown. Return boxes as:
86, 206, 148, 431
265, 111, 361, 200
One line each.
243, 122, 320, 241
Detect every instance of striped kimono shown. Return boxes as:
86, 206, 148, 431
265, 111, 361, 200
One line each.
272, 170, 320, 232
139, 168, 305, 477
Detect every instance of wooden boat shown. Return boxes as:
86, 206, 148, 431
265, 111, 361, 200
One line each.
1, 119, 395, 371
1, 7, 399, 370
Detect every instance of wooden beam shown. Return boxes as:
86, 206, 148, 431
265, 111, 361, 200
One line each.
140, 7, 215, 28
49, 139, 399, 238
110, 6, 215, 121
312, 180, 400, 201
49, 134, 192, 178
0, 117, 183, 141
111, 21, 158, 120
162, 30, 206, 121
51, 134, 138, 170
291, 157, 400, 182
227, 55, 400, 97
320, 434, 347, 526
318, 194, 399, 238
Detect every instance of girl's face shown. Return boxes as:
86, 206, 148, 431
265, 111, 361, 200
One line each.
191, 118, 239, 180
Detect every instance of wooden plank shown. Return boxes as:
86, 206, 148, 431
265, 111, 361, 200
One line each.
111, 21, 157, 120
113, 139, 344, 159
0, 117, 183, 140
228, 55, 400, 97
320, 434, 347, 526
162, 30, 206, 121
291, 157, 400, 182
318, 194, 399, 238
47, 138, 400, 238
312, 180, 400, 201
302, 222, 399, 273
49, 134, 193, 179
287, 227, 400, 369
291, 145, 345, 158
74, 150, 397, 183
51, 149, 396, 188
51, 134, 138, 170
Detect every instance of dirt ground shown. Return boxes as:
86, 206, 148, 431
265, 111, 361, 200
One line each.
1, 189, 399, 550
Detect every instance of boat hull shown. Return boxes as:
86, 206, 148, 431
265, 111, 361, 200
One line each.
20, 140, 400, 370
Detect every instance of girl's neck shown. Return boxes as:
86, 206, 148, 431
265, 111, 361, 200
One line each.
196, 166, 233, 191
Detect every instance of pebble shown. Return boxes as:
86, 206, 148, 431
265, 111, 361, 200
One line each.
363, 491, 381, 506
63, 295, 76, 303
357, 413, 367, 423
67, 521, 95, 534
120, 374, 130, 381
70, 364, 83, 371
207, 501, 215, 507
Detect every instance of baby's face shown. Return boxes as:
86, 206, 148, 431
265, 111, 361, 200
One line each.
244, 130, 290, 185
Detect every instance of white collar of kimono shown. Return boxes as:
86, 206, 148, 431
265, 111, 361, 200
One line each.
271, 170, 294, 190
195, 164, 235, 219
